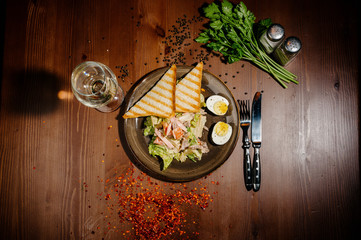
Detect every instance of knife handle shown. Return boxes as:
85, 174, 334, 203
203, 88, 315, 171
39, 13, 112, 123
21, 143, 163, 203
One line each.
252, 144, 261, 192
242, 135, 252, 191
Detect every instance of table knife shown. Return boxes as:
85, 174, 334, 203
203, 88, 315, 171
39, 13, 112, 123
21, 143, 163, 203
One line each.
251, 92, 262, 192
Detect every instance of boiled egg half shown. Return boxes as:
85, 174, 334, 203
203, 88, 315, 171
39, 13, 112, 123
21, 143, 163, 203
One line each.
206, 95, 229, 115
212, 121, 232, 145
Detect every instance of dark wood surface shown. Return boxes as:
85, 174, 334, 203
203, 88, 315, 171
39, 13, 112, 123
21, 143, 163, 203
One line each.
0, 0, 359, 239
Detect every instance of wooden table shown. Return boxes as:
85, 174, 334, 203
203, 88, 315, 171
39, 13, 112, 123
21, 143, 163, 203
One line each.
1, 0, 359, 239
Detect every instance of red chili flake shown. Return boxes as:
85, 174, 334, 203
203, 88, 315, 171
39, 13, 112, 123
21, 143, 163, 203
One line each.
33, 167, 36, 170
104, 194, 111, 200
96, 164, 221, 239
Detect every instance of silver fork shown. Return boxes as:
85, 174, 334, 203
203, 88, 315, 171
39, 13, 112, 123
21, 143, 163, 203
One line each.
238, 100, 252, 191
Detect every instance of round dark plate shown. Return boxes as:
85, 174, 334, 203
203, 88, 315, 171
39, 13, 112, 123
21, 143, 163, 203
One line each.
123, 65, 239, 182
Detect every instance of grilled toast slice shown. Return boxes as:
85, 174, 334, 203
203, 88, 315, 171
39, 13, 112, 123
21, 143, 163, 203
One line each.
175, 62, 203, 113
123, 65, 177, 119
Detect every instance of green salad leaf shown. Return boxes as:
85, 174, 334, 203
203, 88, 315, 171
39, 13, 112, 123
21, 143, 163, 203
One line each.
143, 116, 155, 136
148, 143, 179, 171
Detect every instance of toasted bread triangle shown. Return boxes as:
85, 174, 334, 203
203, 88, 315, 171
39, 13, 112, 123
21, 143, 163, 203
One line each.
175, 62, 203, 113
123, 65, 177, 119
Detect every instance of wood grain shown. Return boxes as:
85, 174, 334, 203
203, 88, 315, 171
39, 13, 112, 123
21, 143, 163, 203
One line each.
0, 0, 360, 239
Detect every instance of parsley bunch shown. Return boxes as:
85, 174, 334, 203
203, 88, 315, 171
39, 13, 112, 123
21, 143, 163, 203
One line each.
195, 0, 298, 88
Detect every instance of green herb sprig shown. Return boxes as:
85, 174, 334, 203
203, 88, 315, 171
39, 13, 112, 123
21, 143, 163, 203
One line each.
195, 0, 298, 88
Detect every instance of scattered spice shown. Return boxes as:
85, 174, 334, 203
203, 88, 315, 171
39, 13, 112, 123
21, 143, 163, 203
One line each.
96, 164, 218, 239
82, 182, 89, 192
115, 65, 130, 82
160, 15, 211, 65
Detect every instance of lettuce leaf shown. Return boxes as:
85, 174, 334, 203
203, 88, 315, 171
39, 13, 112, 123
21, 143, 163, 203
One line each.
148, 143, 179, 170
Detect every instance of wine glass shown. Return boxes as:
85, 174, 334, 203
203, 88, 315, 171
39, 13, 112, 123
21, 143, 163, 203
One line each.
71, 61, 124, 112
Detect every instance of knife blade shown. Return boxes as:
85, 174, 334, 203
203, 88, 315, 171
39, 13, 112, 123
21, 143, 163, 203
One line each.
251, 92, 262, 191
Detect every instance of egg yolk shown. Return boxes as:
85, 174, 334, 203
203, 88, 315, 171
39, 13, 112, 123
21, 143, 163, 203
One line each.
215, 122, 229, 136
213, 101, 228, 115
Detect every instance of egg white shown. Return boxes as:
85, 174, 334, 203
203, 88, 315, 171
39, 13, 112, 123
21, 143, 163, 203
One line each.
206, 95, 229, 115
211, 122, 232, 145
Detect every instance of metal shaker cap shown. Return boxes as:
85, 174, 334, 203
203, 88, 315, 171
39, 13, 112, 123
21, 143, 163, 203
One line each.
284, 37, 302, 53
267, 24, 285, 41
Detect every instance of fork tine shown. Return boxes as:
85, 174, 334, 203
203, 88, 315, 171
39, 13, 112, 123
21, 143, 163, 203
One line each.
237, 99, 242, 109
238, 99, 250, 121
238, 100, 245, 121
246, 99, 250, 120
242, 100, 246, 120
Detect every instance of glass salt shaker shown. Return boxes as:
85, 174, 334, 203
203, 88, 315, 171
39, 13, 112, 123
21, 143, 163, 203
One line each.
259, 24, 285, 54
272, 36, 302, 66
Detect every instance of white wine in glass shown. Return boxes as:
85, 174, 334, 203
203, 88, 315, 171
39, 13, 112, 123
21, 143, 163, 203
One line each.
71, 61, 124, 112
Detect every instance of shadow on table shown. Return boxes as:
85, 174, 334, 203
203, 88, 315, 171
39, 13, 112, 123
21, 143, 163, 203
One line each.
4, 69, 61, 115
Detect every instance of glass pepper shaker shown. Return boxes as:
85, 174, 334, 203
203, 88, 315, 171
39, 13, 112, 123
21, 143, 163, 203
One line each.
272, 36, 302, 66
259, 23, 285, 54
